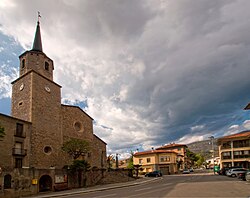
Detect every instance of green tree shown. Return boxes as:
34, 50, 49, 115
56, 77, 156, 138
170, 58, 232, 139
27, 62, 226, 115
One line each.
186, 148, 198, 166
62, 138, 90, 159
69, 160, 91, 187
195, 153, 205, 167
127, 151, 134, 169
0, 123, 5, 141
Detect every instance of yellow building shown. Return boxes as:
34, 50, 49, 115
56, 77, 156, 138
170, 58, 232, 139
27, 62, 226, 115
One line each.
156, 143, 187, 170
217, 131, 250, 169
133, 150, 178, 175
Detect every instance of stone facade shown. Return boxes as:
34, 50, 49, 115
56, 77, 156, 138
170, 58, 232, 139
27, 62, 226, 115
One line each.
0, 21, 107, 197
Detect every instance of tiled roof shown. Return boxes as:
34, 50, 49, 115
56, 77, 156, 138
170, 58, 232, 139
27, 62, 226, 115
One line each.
218, 130, 250, 141
156, 143, 187, 150
134, 150, 177, 156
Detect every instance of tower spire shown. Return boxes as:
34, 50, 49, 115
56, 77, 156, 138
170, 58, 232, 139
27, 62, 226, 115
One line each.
32, 12, 43, 52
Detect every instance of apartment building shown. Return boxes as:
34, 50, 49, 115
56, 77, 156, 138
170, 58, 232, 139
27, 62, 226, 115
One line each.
217, 131, 250, 168
133, 150, 178, 174
156, 143, 188, 170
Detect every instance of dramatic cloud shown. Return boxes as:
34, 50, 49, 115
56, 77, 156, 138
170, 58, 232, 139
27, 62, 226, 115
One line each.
1, 0, 250, 155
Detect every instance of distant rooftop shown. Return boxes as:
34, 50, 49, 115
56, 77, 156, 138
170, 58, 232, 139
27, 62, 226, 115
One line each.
218, 130, 250, 141
134, 149, 178, 156
156, 143, 187, 150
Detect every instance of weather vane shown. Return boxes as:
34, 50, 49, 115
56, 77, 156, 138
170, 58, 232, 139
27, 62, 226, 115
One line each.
38, 11, 41, 22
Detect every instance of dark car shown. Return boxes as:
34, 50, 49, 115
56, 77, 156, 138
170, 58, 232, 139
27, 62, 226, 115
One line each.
237, 170, 250, 180
218, 167, 229, 175
237, 172, 247, 181
145, 170, 162, 177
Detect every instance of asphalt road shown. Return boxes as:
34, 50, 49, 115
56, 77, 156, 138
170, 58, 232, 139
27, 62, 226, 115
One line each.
42, 173, 250, 198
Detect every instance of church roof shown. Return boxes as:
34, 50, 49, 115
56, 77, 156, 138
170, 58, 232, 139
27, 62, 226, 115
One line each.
32, 21, 43, 52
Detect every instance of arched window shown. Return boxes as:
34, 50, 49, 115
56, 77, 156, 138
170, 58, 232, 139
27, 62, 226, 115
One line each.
22, 59, 25, 68
45, 61, 49, 71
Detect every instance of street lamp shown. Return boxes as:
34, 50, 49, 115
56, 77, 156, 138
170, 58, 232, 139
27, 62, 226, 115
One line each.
209, 136, 215, 175
116, 153, 119, 169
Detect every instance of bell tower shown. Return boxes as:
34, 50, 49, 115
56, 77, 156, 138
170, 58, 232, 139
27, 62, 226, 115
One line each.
11, 17, 63, 168
19, 21, 54, 81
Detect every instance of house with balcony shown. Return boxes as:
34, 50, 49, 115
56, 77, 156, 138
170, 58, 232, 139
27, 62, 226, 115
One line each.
133, 150, 178, 175
217, 131, 250, 169
156, 143, 188, 170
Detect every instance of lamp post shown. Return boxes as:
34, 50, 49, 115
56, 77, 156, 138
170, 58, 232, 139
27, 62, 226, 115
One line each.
209, 136, 215, 175
116, 153, 118, 169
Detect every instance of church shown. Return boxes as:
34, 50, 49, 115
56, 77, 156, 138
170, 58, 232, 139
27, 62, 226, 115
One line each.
0, 19, 107, 197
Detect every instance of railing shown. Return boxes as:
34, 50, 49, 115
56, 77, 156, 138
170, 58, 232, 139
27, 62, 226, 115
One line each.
221, 145, 231, 149
221, 156, 231, 160
233, 155, 250, 159
14, 131, 26, 138
12, 148, 27, 156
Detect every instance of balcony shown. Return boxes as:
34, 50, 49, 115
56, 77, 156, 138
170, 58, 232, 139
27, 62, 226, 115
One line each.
14, 131, 26, 138
221, 156, 231, 160
12, 148, 27, 156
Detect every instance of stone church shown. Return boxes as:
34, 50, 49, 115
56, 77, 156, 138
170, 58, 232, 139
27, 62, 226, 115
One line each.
0, 20, 107, 197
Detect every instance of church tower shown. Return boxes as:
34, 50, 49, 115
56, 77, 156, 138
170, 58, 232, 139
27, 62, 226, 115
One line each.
11, 19, 63, 168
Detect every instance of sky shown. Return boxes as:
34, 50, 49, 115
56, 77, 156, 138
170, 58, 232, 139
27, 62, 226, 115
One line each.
1, 0, 250, 158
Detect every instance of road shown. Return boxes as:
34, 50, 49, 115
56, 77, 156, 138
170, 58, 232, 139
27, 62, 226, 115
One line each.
44, 173, 250, 197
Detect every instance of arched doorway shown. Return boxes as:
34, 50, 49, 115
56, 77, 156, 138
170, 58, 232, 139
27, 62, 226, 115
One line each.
39, 175, 52, 192
4, 174, 12, 189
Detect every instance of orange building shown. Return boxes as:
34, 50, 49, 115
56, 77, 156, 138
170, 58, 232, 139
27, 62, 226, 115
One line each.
133, 150, 178, 174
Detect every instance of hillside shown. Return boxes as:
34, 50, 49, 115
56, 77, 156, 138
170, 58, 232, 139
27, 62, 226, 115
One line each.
187, 139, 219, 159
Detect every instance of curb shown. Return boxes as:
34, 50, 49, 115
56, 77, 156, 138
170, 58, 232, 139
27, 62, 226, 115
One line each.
29, 177, 161, 198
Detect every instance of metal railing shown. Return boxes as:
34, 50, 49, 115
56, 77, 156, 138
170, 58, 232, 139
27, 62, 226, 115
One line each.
12, 148, 27, 156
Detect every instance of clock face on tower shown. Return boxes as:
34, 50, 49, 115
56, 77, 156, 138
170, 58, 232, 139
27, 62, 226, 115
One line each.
19, 83, 24, 91
45, 86, 51, 93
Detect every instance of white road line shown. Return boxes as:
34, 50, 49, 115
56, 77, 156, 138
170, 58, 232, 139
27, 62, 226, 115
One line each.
93, 193, 117, 198
134, 187, 152, 192
162, 183, 173, 186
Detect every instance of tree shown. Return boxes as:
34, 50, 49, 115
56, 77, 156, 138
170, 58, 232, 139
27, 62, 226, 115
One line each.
186, 148, 198, 167
107, 154, 114, 170
127, 151, 134, 169
0, 123, 5, 141
69, 160, 91, 187
62, 138, 90, 159
195, 153, 205, 167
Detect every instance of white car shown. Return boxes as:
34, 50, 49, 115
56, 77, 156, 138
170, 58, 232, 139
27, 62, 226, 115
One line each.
226, 168, 248, 177
182, 169, 190, 174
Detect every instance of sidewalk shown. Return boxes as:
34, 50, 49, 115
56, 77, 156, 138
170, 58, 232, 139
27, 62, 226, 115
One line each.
27, 177, 159, 198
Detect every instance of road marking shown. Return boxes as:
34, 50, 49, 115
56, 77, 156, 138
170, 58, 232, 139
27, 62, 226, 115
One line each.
134, 187, 152, 192
162, 183, 173, 186
93, 193, 117, 198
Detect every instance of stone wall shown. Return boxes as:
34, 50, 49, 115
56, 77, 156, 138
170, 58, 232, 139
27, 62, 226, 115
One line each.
0, 114, 31, 169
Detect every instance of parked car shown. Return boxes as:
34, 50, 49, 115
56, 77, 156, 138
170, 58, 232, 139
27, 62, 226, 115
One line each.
245, 171, 250, 182
182, 169, 190, 174
226, 168, 248, 177
237, 172, 247, 181
145, 170, 162, 177
189, 168, 194, 172
218, 167, 229, 175
219, 166, 242, 175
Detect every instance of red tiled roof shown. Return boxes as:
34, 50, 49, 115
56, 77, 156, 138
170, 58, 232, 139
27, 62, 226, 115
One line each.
156, 143, 187, 150
134, 149, 177, 156
218, 130, 250, 141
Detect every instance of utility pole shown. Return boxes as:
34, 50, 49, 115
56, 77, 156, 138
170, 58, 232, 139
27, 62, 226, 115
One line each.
116, 153, 119, 169
209, 136, 215, 175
